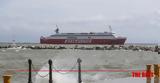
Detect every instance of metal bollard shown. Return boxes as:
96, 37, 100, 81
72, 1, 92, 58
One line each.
48, 59, 53, 83
28, 59, 32, 83
77, 58, 82, 83
3, 75, 12, 83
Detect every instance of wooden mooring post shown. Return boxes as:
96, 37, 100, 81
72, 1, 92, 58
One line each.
146, 65, 152, 83
2, 64, 15, 83
154, 64, 159, 83
146, 64, 160, 83
3, 69, 13, 83
3, 74, 12, 83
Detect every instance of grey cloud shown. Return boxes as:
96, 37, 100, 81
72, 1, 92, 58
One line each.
0, 0, 160, 43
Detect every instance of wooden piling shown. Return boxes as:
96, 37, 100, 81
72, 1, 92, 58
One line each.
154, 64, 159, 83
3, 75, 12, 83
3, 70, 13, 83
146, 65, 152, 83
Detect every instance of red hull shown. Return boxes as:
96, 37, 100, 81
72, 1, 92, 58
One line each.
40, 38, 126, 45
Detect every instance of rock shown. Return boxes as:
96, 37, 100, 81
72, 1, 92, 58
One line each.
128, 45, 134, 49
57, 46, 66, 49
132, 47, 139, 51
154, 45, 159, 52
95, 47, 101, 50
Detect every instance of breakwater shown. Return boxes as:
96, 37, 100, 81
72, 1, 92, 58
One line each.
0, 43, 159, 52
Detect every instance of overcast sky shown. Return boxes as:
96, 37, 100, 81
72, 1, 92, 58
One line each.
0, 0, 160, 43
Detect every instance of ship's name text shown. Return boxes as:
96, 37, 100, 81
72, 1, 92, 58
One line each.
65, 39, 92, 43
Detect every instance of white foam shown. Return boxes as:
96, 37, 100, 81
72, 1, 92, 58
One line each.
35, 65, 77, 83
35, 50, 157, 83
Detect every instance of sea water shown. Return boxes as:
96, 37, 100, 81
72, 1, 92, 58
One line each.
35, 49, 159, 83
0, 48, 159, 83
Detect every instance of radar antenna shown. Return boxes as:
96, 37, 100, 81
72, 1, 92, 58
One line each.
55, 25, 59, 34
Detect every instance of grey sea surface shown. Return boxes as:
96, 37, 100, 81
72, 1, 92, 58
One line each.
0, 47, 159, 83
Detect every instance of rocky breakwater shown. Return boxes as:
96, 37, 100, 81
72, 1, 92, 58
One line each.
0, 44, 159, 54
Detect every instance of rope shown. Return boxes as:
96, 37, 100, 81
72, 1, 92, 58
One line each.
31, 63, 49, 78
52, 62, 78, 74
37, 73, 49, 78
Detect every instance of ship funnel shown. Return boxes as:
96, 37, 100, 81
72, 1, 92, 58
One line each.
109, 25, 112, 33
55, 25, 60, 34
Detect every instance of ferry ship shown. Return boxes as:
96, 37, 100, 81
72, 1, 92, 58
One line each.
40, 28, 126, 45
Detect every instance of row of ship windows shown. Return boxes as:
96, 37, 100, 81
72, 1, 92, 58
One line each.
51, 35, 113, 37
67, 36, 115, 39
